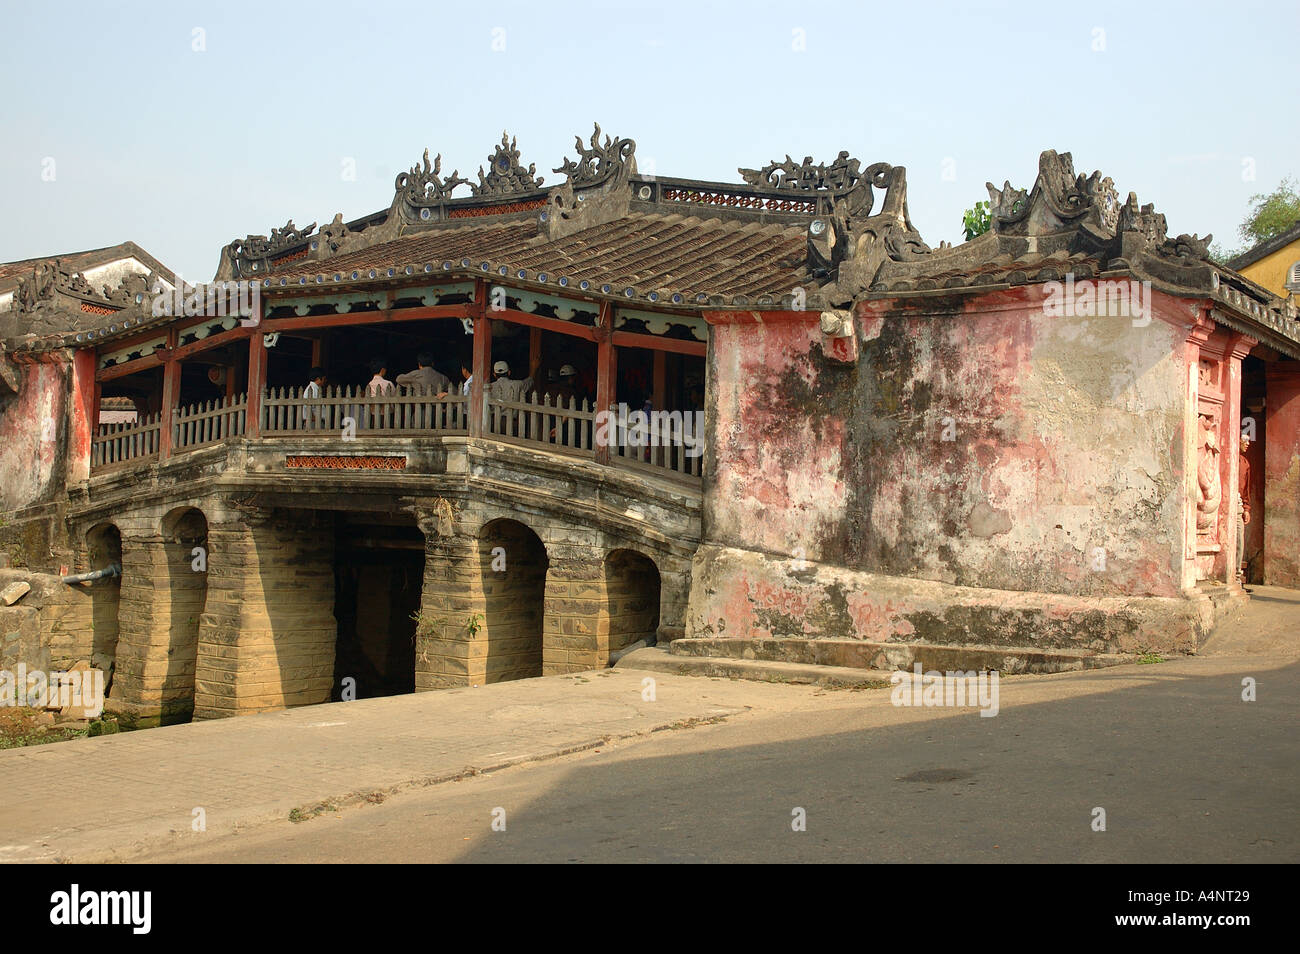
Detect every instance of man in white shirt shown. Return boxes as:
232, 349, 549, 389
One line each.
303, 366, 327, 429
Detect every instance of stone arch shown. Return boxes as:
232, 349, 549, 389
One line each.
158, 505, 210, 717
478, 517, 549, 683
85, 522, 123, 692
603, 548, 662, 655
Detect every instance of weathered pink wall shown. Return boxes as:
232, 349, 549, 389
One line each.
706, 286, 1198, 602
1263, 362, 1300, 586
0, 358, 70, 511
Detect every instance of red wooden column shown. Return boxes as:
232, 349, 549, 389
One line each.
529, 327, 542, 378
1215, 333, 1256, 584
158, 329, 182, 459
469, 280, 489, 438
68, 347, 98, 483
1263, 361, 1300, 586
652, 349, 666, 409
245, 330, 268, 439
595, 302, 616, 465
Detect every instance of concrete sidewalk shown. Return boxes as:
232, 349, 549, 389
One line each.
0, 668, 825, 863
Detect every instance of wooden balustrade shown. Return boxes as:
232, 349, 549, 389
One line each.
173, 393, 247, 451
261, 385, 468, 435
89, 386, 703, 484
486, 392, 595, 456
91, 412, 162, 470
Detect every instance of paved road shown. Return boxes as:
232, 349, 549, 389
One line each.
138, 588, 1297, 863
7, 587, 1296, 864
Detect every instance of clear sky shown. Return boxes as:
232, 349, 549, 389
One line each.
1, 0, 1297, 280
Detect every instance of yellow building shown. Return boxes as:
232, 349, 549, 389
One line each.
1230, 219, 1300, 299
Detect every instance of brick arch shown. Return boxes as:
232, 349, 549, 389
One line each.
603, 548, 662, 654
84, 521, 124, 680
478, 517, 549, 683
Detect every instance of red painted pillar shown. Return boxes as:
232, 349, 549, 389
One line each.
1263, 361, 1300, 586
68, 347, 97, 483
1215, 334, 1256, 585
469, 281, 489, 438
595, 303, 616, 465
158, 329, 182, 459
652, 349, 666, 409
245, 330, 267, 439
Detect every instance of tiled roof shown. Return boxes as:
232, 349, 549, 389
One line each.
1227, 219, 1300, 271
268, 212, 808, 302
0, 241, 175, 294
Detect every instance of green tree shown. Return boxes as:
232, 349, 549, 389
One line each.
962, 200, 991, 241
1212, 178, 1300, 264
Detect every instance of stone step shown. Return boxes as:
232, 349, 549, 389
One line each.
615, 646, 895, 688
666, 636, 1137, 675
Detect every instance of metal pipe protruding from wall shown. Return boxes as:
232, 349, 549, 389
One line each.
61, 563, 122, 584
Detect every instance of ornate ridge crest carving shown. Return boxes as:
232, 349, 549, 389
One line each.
8, 258, 163, 326
396, 149, 469, 206
544, 123, 638, 240
220, 220, 316, 279
308, 213, 359, 261
553, 123, 637, 188
988, 150, 1118, 236
807, 159, 933, 302
471, 132, 543, 197
739, 151, 863, 193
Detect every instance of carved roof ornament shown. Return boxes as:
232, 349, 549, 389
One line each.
220, 219, 317, 279
11, 260, 64, 314
1156, 232, 1213, 262
396, 149, 469, 206
553, 123, 637, 188
470, 131, 543, 197
309, 213, 359, 261
740, 151, 862, 193
545, 123, 638, 240
741, 152, 934, 303
988, 150, 1118, 239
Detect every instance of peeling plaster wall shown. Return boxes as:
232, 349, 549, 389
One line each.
705, 286, 1195, 617
0, 361, 70, 512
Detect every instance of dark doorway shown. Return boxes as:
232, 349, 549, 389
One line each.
479, 519, 549, 683
86, 523, 123, 696
332, 514, 423, 699
604, 549, 662, 654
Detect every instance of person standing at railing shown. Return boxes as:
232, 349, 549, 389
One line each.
544, 364, 581, 444
487, 356, 540, 435
396, 352, 451, 398
366, 358, 395, 430
303, 367, 327, 430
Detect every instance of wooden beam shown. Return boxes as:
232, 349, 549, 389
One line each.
610, 331, 706, 357
260, 304, 469, 333
171, 325, 253, 362
95, 352, 164, 382
492, 307, 598, 341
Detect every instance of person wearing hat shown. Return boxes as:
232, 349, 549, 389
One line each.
487, 355, 540, 434
487, 356, 539, 404
544, 364, 583, 443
